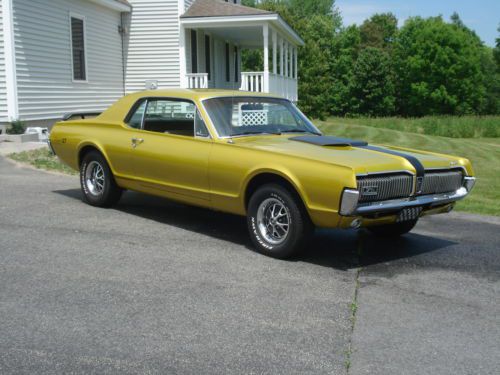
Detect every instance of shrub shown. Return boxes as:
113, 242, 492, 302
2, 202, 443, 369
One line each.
6, 120, 26, 135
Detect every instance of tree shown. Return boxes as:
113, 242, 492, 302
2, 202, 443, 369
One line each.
359, 13, 398, 50
480, 47, 500, 114
245, 0, 342, 118
349, 47, 395, 116
393, 16, 489, 116
494, 25, 500, 71
289, 0, 334, 16
329, 25, 361, 115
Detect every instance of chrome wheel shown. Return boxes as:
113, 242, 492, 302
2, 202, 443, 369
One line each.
85, 161, 105, 196
256, 197, 291, 245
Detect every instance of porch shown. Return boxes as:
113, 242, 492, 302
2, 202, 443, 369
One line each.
179, 1, 303, 101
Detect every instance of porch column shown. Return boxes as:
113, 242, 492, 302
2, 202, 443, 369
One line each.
294, 47, 298, 79
272, 29, 277, 75
285, 42, 288, 77
263, 24, 269, 92
279, 36, 284, 76
179, 25, 188, 88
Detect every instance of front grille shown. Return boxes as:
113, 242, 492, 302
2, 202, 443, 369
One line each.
356, 169, 464, 204
357, 174, 413, 203
421, 169, 463, 195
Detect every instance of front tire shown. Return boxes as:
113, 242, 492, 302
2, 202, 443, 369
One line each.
247, 184, 313, 259
80, 150, 122, 207
367, 219, 418, 237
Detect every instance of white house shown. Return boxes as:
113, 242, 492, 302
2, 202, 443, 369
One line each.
0, 0, 303, 133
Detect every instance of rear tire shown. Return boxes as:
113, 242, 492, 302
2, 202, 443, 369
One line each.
367, 219, 418, 237
247, 184, 313, 259
80, 150, 122, 207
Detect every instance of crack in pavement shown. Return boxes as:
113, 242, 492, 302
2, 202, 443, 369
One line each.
344, 232, 365, 373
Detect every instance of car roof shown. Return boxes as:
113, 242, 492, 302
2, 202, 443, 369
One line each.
96, 89, 284, 123
125, 88, 281, 101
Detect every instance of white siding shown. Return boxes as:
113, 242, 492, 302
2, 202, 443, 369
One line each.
13, 0, 125, 121
124, 0, 181, 92
0, 1, 8, 122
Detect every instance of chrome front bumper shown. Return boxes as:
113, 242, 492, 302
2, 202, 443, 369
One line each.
340, 176, 476, 216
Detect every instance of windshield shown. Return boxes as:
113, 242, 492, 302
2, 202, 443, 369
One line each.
202, 97, 321, 138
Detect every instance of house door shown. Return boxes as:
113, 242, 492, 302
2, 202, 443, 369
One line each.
214, 39, 225, 89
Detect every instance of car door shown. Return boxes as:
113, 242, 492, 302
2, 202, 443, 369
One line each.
130, 97, 212, 203
105, 99, 147, 180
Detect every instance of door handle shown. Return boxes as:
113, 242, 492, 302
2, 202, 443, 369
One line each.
131, 137, 144, 148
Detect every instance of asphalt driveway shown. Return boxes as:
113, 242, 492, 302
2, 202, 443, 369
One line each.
0, 156, 499, 374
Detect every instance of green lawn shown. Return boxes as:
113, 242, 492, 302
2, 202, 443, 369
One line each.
316, 119, 500, 216
7, 120, 500, 216
8, 148, 77, 175
326, 116, 500, 138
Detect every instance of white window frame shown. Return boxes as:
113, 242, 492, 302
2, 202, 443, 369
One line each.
69, 12, 88, 83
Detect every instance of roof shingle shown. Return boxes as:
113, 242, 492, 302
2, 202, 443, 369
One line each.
181, 0, 276, 18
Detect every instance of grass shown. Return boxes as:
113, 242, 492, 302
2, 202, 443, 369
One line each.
7, 119, 500, 216
328, 116, 500, 138
316, 119, 500, 216
8, 147, 77, 175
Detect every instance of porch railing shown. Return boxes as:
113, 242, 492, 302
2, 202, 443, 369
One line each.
240, 72, 265, 93
269, 73, 297, 102
187, 73, 208, 89
240, 72, 297, 101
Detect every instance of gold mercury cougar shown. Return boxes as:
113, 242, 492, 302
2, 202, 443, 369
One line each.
49, 89, 476, 259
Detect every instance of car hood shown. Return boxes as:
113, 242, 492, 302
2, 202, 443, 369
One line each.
230, 135, 470, 175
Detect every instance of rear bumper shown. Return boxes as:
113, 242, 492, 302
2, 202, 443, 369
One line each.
341, 176, 476, 217
47, 139, 56, 155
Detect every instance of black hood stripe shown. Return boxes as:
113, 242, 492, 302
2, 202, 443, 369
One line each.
289, 135, 424, 177
290, 135, 368, 147
357, 145, 425, 178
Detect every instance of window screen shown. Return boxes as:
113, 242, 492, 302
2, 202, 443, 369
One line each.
71, 17, 86, 80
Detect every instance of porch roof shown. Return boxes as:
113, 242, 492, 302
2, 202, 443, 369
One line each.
181, 0, 274, 18
180, 0, 304, 46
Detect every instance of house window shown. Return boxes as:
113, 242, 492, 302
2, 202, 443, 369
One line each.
234, 46, 238, 82
70, 16, 86, 81
191, 30, 198, 73
205, 35, 211, 80
225, 43, 230, 82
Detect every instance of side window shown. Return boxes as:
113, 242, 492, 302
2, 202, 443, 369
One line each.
195, 110, 210, 137
127, 100, 147, 129
143, 99, 196, 137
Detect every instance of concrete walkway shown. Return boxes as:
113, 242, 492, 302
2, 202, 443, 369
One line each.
0, 141, 48, 156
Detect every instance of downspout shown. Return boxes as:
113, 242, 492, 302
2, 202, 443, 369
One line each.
2, 0, 19, 121
119, 12, 127, 95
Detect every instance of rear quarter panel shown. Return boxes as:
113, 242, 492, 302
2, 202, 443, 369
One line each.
50, 120, 135, 179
